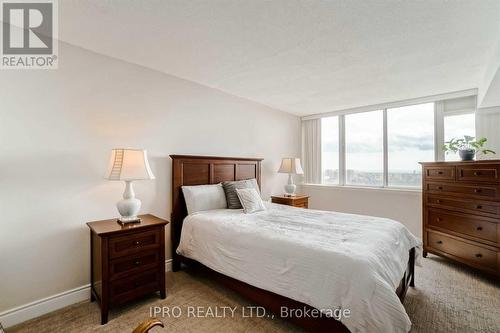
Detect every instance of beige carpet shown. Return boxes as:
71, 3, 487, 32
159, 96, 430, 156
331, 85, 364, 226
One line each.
8, 254, 500, 333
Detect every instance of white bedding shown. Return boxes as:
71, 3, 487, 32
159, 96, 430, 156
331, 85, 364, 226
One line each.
177, 202, 421, 333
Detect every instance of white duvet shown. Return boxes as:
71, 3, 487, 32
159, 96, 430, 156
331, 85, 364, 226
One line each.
177, 202, 421, 333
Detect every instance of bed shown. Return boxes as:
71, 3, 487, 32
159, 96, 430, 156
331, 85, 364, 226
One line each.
170, 155, 419, 333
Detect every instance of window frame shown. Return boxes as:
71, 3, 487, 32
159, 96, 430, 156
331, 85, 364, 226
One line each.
343, 109, 385, 187
315, 97, 476, 190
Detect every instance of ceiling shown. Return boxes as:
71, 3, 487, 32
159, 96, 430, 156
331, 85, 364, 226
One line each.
59, 1, 500, 116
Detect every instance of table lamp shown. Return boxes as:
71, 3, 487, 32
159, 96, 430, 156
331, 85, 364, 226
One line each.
278, 157, 303, 196
106, 149, 155, 223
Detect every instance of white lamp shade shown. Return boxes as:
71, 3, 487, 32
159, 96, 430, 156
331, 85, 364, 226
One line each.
278, 158, 304, 174
106, 149, 155, 181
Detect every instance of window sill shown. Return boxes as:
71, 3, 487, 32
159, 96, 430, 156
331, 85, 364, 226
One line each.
300, 183, 422, 194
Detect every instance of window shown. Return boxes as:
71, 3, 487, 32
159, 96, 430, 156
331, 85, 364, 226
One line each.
321, 116, 339, 184
345, 111, 383, 186
444, 113, 475, 161
304, 94, 477, 189
387, 103, 434, 187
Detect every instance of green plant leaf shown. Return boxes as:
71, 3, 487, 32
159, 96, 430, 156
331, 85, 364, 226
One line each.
464, 135, 474, 143
478, 137, 487, 145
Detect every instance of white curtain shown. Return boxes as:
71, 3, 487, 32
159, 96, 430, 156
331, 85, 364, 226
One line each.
476, 106, 500, 159
302, 119, 322, 184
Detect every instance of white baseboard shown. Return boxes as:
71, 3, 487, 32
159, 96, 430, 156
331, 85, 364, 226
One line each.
0, 259, 173, 329
0, 285, 90, 329
165, 258, 172, 272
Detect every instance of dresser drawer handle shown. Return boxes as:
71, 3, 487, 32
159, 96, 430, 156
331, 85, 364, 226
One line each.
135, 260, 141, 265
438, 171, 444, 175
474, 188, 482, 193
436, 240, 443, 244
437, 186, 443, 190
135, 241, 141, 246
476, 205, 482, 209
436, 217, 442, 222
436, 199, 441, 204
475, 253, 483, 258
476, 226, 483, 231
473, 171, 481, 176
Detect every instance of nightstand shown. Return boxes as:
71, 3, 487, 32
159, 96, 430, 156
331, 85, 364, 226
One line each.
86, 214, 168, 324
271, 195, 309, 208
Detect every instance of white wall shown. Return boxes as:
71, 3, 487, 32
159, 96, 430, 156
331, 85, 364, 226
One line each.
478, 36, 500, 108
0, 43, 300, 314
300, 185, 422, 238
476, 106, 500, 154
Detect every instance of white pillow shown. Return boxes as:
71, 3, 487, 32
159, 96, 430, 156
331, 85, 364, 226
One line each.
182, 183, 227, 215
235, 188, 266, 214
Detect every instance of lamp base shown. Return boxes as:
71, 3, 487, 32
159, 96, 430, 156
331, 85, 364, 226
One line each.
117, 216, 142, 224
284, 183, 296, 196
116, 181, 142, 224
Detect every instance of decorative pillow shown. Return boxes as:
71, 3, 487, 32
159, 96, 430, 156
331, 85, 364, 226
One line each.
235, 188, 266, 214
182, 183, 227, 215
222, 178, 260, 209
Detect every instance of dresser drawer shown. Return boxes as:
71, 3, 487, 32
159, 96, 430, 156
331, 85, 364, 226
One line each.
109, 229, 160, 259
110, 269, 160, 304
427, 209, 498, 243
427, 195, 500, 216
426, 182, 499, 200
293, 198, 309, 208
427, 231, 497, 271
424, 166, 455, 180
457, 164, 500, 183
109, 250, 160, 281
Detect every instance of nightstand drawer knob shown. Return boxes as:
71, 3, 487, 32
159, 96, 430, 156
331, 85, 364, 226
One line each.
476, 226, 483, 231
436, 240, 443, 244
474, 171, 481, 176
475, 253, 483, 258
135, 260, 141, 265
436, 217, 442, 222
476, 205, 482, 209
135, 241, 140, 246
438, 171, 443, 175
437, 186, 443, 190
436, 199, 441, 204
474, 188, 482, 193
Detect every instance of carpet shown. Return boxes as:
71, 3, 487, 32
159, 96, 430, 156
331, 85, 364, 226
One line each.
8, 254, 500, 333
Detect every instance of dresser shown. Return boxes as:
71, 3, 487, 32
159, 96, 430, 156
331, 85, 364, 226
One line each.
420, 161, 500, 278
87, 214, 168, 324
271, 194, 309, 208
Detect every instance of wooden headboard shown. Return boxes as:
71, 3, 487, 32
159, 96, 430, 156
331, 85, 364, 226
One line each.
169, 155, 263, 270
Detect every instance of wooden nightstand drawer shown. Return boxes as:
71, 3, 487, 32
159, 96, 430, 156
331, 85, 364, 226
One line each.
109, 250, 160, 281
110, 269, 161, 305
271, 195, 309, 208
109, 229, 160, 259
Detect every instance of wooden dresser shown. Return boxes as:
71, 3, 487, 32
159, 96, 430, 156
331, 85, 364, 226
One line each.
87, 214, 168, 324
271, 194, 309, 208
420, 160, 500, 278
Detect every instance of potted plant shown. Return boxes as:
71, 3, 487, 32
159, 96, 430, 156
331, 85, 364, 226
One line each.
443, 136, 496, 161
